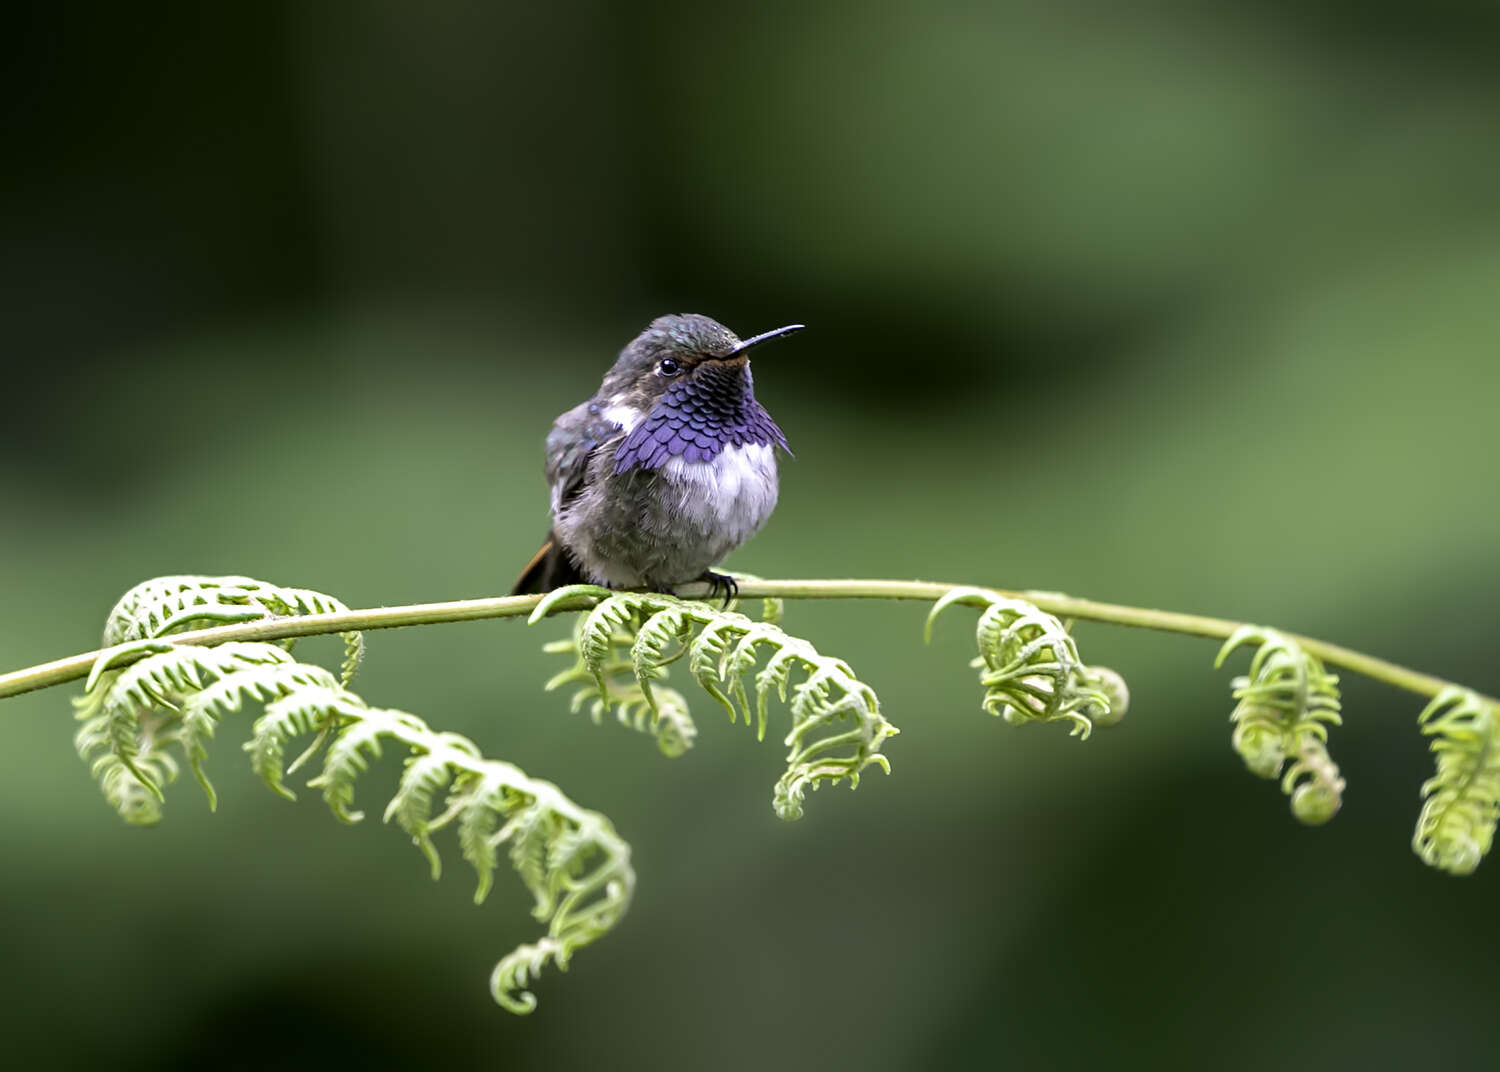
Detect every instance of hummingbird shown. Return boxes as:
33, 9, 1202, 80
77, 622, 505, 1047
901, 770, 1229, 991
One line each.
512, 314, 802, 599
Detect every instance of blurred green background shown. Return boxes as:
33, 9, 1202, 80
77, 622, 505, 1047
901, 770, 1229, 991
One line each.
4, 2, 1499, 1068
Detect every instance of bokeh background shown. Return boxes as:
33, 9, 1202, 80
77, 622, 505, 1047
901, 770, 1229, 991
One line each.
4, 2, 1499, 1068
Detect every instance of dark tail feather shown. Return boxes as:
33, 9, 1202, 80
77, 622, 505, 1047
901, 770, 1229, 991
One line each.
511, 534, 586, 595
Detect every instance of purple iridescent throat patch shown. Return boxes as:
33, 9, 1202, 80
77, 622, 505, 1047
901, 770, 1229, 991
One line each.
614, 363, 789, 473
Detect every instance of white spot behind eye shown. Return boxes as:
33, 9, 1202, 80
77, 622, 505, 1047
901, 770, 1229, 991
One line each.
601, 402, 642, 432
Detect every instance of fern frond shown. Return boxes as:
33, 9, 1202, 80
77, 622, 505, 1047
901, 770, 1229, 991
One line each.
643, 685, 695, 757
539, 597, 699, 757
295, 712, 633, 1011
689, 615, 750, 723
537, 590, 897, 821
247, 685, 356, 800
926, 587, 1114, 738
105, 576, 266, 642
578, 596, 643, 691
178, 659, 344, 810
1215, 626, 1344, 825
455, 769, 506, 904
308, 709, 390, 823
101, 575, 364, 684
75, 641, 343, 819
1414, 687, 1500, 875
86, 748, 180, 826
75, 574, 635, 1013
631, 603, 693, 684
502, 795, 560, 916
384, 747, 461, 880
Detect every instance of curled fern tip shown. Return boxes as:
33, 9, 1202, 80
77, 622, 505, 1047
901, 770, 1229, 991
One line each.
1414, 688, 1500, 875
1216, 627, 1345, 827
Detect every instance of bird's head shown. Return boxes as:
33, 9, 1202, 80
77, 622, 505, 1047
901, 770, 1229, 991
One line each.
600, 314, 803, 409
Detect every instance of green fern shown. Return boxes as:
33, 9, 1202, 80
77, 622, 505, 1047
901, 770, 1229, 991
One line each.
532, 585, 897, 821
924, 587, 1115, 737
542, 601, 699, 758
1414, 687, 1500, 876
34, 569, 1500, 1013
538, 573, 784, 760
72, 576, 632, 1014
102, 574, 363, 682
1215, 626, 1345, 825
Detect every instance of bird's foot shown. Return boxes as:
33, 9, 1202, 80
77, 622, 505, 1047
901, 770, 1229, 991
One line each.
695, 570, 739, 609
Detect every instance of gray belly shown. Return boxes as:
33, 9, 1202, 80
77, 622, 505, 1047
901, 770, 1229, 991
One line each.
556, 442, 780, 588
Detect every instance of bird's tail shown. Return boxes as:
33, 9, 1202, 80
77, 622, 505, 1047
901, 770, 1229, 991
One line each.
511, 533, 585, 595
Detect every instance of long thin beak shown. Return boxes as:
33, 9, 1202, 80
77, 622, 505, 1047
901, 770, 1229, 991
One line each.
730, 323, 805, 355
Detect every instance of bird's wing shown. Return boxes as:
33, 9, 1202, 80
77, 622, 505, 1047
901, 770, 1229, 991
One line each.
544, 399, 625, 513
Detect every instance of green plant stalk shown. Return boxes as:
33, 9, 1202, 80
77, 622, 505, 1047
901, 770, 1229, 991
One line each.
0, 578, 1482, 707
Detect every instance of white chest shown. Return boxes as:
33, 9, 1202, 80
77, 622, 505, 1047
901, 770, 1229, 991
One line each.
660, 442, 780, 544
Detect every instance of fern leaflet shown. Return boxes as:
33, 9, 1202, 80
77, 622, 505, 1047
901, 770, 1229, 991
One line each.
534, 586, 897, 821
102, 574, 363, 683
1215, 626, 1344, 825
925, 587, 1116, 737
1414, 687, 1500, 875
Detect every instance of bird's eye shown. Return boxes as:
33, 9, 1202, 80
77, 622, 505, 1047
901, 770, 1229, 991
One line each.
658, 358, 681, 376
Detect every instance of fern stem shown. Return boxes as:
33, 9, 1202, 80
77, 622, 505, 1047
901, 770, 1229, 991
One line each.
0, 579, 1482, 708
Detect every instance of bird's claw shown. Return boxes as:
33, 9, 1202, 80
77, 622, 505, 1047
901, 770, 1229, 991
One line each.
697, 570, 739, 609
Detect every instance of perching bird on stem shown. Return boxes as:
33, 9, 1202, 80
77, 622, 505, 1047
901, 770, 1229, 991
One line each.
512, 314, 802, 600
